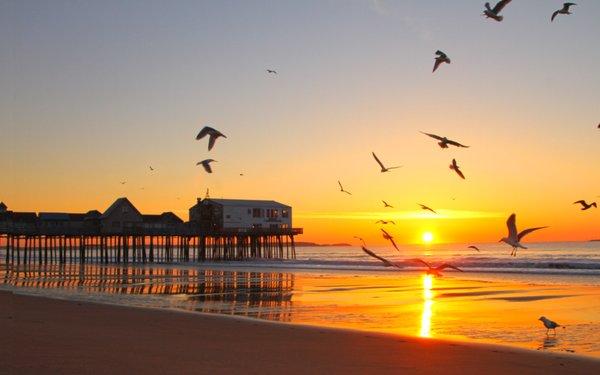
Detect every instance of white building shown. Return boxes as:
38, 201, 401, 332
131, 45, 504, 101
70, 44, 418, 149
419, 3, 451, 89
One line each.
189, 198, 292, 231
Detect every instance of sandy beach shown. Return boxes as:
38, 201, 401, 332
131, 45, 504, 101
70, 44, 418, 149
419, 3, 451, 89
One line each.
3, 290, 599, 375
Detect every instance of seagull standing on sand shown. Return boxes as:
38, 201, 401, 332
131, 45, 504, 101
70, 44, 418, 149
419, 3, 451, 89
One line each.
408, 258, 463, 277
449, 159, 465, 180
433, 50, 451, 73
382, 200, 393, 208
421, 132, 469, 149
196, 126, 227, 151
483, 0, 512, 22
338, 181, 352, 195
539, 316, 563, 335
372, 152, 401, 173
197, 159, 217, 173
551, 3, 577, 22
573, 200, 597, 210
500, 213, 548, 257
381, 228, 400, 252
468, 245, 481, 252
362, 246, 403, 270
419, 204, 437, 214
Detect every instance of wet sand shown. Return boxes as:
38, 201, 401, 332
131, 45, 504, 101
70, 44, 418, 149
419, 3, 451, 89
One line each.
2, 291, 599, 374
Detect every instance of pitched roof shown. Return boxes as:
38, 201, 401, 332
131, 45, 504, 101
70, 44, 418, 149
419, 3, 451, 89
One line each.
201, 198, 290, 209
100, 197, 142, 219
142, 212, 183, 224
0, 202, 7, 210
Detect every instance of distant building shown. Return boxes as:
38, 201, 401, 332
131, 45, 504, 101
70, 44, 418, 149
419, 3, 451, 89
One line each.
100, 197, 143, 234
189, 198, 292, 232
142, 212, 184, 233
39, 210, 101, 234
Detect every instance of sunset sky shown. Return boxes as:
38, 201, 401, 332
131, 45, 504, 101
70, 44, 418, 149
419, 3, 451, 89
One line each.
1, 1, 598, 244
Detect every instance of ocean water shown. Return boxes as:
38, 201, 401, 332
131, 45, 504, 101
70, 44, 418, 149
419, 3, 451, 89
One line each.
2, 241, 600, 357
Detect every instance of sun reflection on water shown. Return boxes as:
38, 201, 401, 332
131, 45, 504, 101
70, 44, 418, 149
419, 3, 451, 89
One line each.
419, 274, 434, 338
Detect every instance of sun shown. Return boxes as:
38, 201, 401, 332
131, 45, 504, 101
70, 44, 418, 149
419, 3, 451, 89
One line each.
422, 232, 434, 244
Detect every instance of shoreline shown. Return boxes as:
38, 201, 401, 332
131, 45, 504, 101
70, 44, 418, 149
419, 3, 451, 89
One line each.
3, 290, 599, 374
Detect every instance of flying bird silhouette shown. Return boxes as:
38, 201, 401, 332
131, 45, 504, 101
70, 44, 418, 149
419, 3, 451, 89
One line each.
382, 200, 393, 208
433, 50, 451, 73
197, 159, 217, 173
376, 220, 396, 225
449, 159, 465, 179
418, 204, 437, 214
483, 0, 512, 22
266, 69, 277, 74
500, 213, 548, 257
573, 200, 597, 210
120, 181, 127, 185
338, 181, 352, 195
372, 152, 401, 173
408, 258, 463, 277
196, 126, 227, 151
149, 166, 154, 171
539, 316, 563, 335
551, 3, 576, 22
361, 246, 403, 270
421, 132, 469, 149
381, 228, 400, 252
468, 245, 481, 252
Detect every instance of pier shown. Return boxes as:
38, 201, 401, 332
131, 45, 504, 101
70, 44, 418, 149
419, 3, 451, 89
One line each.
0, 197, 302, 265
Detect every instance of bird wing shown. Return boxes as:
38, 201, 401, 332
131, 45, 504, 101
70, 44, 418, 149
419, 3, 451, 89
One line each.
408, 258, 432, 269
421, 132, 444, 141
208, 134, 217, 151
432, 59, 443, 73
338, 181, 344, 190
446, 139, 469, 148
435, 50, 446, 58
380, 228, 391, 237
468, 245, 480, 251
573, 200, 585, 206
551, 10, 559, 21
196, 126, 214, 140
492, 0, 512, 13
376, 220, 384, 224
564, 3, 576, 10
389, 221, 396, 225
454, 166, 465, 179
437, 264, 463, 272
372, 152, 385, 169
518, 226, 548, 241
362, 246, 402, 270
506, 213, 518, 240
389, 237, 400, 252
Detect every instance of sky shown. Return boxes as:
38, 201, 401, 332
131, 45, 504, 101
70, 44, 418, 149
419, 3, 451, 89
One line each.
1, 1, 599, 245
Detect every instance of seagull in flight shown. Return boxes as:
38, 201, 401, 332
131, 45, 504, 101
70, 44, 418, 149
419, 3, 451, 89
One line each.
382, 200, 393, 208
483, 0, 512, 22
372, 152, 401, 173
449, 159, 465, 180
433, 50, 451, 73
196, 126, 227, 151
197, 159, 217, 173
266, 69, 277, 74
421, 132, 469, 149
149, 166, 154, 171
338, 181, 352, 195
376, 220, 396, 225
500, 213, 548, 257
120, 181, 127, 185
381, 228, 400, 252
539, 316, 563, 335
573, 200, 597, 210
408, 258, 463, 277
362, 246, 403, 270
468, 245, 481, 252
551, 3, 576, 22
418, 204, 437, 214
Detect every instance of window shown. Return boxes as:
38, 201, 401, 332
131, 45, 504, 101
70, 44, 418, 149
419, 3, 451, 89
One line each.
247, 209, 251, 215
226, 214, 231, 219
282, 210, 289, 218
122, 206, 129, 214
252, 208, 262, 218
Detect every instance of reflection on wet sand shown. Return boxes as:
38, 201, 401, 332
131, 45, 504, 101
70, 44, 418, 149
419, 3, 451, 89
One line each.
420, 274, 434, 338
1, 264, 295, 321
